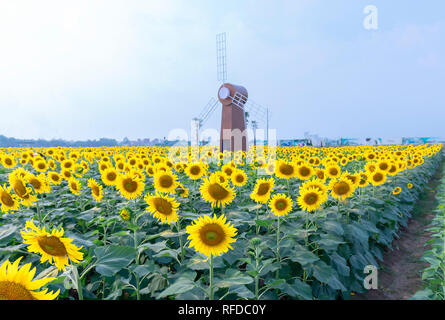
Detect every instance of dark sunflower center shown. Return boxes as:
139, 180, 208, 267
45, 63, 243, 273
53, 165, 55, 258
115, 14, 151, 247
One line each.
92, 186, 100, 196
37, 236, 68, 256
304, 193, 318, 205
13, 181, 27, 198
0, 281, 35, 300
279, 164, 294, 175
1, 192, 14, 206
107, 172, 117, 181
257, 183, 270, 196
51, 174, 60, 181
379, 163, 388, 170
199, 224, 225, 246
123, 178, 138, 192
208, 183, 229, 200
5, 159, 12, 165
29, 179, 41, 190
299, 167, 311, 177
329, 168, 338, 175
159, 175, 173, 188
333, 182, 350, 195
224, 168, 233, 176
190, 166, 201, 175
373, 173, 383, 182
153, 198, 173, 215
235, 175, 244, 183
275, 199, 288, 211
38, 163, 45, 169
317, 171, 325, 179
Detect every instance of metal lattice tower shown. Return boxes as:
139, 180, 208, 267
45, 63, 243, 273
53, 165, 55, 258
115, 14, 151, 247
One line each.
216, 33, 227, 83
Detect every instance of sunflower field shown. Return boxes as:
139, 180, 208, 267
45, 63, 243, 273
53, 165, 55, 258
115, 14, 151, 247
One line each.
0, 144, 442, 300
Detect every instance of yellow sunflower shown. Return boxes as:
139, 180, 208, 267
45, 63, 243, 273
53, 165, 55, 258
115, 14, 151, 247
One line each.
250, 177, 275, 204
231, 169, 248, 187
393, 187, 402, 195
88, 179, 103, 202
153, 170, 178, 194
0, 185, 20, 213
297, 187, 326, 212
47, 171, 62, 185
21, 220, 84, 271
1, 154, 17, 169
329, 177, 356, 201
325, 164, 341, 179
369, 170, 387, 186
0, 257, 59, 300
116, 172, 145, 199
186, 214, 237, 257
407, 183, 413, 189
296, 164, 314, 181
275, 160, 297, 179
144, 192, 180, 224
269, 193, 293, 217
68, 178, 81, 195
101, 167, 119, 186
200, 177, 236, 208
25, 173, 51, 194
185, 163, 206, 180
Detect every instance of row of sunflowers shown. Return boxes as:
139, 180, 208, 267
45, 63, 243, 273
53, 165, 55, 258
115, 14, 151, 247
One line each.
0, 143, 442, 300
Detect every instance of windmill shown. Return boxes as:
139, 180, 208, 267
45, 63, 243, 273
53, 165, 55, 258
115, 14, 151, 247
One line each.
192, 32, 270, 152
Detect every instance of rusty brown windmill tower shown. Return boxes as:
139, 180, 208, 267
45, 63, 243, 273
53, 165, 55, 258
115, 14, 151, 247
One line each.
192, 33, 270, 153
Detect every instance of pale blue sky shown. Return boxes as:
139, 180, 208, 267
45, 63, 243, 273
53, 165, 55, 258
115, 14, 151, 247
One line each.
0, 0, 444, 141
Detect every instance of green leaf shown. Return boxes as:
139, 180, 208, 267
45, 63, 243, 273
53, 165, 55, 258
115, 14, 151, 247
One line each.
214, 269, 253, 288
255, 219, 273, 227
157, 278, 195, 299
289, 244, 320, 266
94, 245, 137, 277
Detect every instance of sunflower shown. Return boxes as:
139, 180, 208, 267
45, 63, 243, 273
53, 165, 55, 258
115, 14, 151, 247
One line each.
209, 171, 229, 184
185, 163, 206, 180
296, 164, 314, 181
60, 159, 76, 172
175, 183, 189, 198
88, 179, 103, 202
120, 208, 131, 221
186, 214, 237, 257
369, 170, 387, 186
1, 155, 17, 169
153, 170, 178, 194
275, 160, 297, 179
25, 173, 51, 194
231, 169, 248, 187
0, 185, 19, 213
393, 187, 402, 195
357, 172, 370, 187
9, 174, 37, 207
329, 177, 356, 201
60, 169, 73, 180
314, 169, 327, 182
200, 177, 236, 208
297, 187, 326, 212
269, 193, 293, 217
33, 160, 48, 173
299, 178, 328, 198
101, 167, 119, 186
0, 257, 59, 300
221, 164, 235, 178
325, 164, 341, 179
250, 177, 274, 204
116, 172, 145, 199
47, 171, 62, 185
68, 178, 81, 195
144, 192, 180, 224
21, 220, 84, 271
264, 161, 276, 176
407, 183, 413, 189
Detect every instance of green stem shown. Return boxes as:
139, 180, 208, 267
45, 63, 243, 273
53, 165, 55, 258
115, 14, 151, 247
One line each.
209, 254, 214, 300
177, 220, 185, 262
276, 216, 281, 279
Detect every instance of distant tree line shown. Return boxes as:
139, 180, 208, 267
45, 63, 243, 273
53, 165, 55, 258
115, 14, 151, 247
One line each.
0, 135, 120, 148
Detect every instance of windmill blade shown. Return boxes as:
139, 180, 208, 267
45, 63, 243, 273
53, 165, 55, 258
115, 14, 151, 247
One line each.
216, 32, 227, 83
231, 91, 269, 126
198, 97, 219, 127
